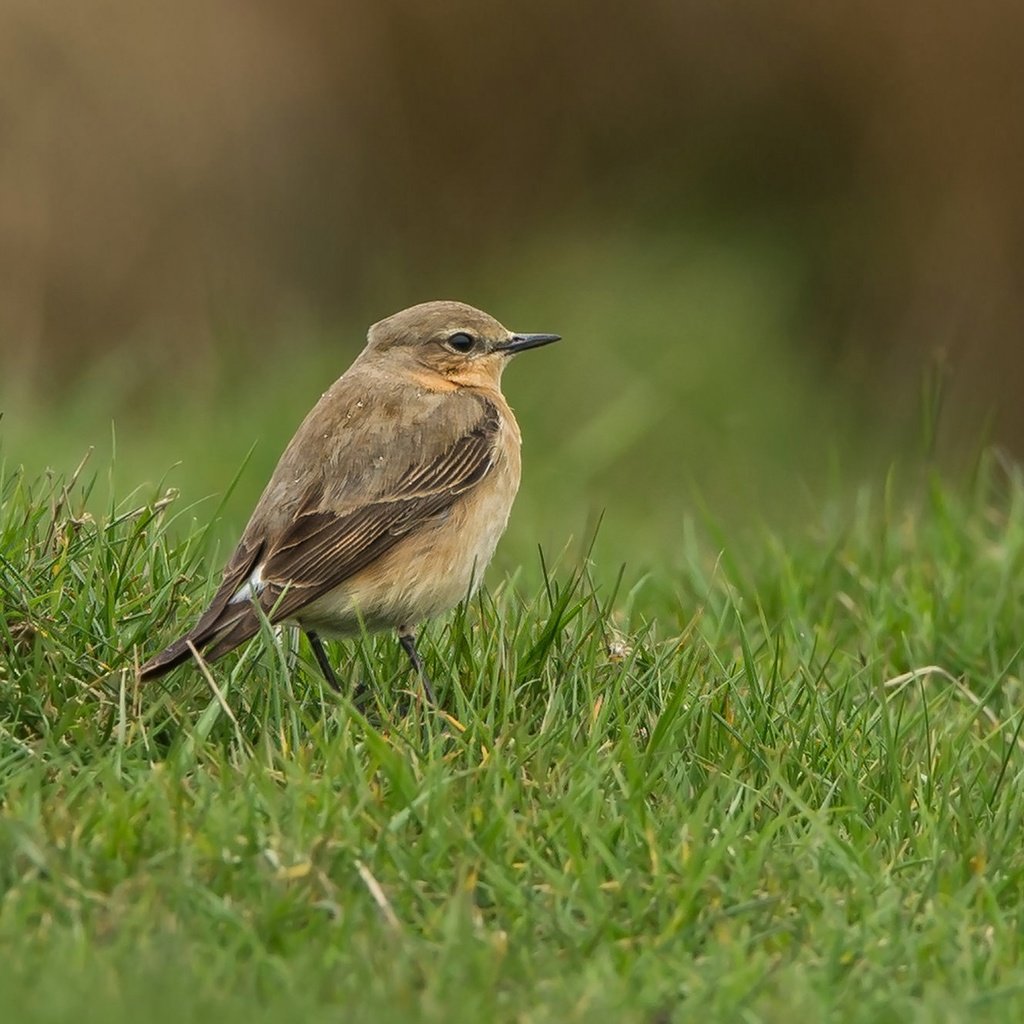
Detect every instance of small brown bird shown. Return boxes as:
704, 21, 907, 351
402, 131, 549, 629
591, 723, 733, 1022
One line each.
139, 300, 560, 702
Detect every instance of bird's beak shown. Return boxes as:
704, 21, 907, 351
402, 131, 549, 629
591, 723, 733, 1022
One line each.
494, 333, 562, 355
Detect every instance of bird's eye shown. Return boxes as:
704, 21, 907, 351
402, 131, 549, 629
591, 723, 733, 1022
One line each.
447, 332, 476, 354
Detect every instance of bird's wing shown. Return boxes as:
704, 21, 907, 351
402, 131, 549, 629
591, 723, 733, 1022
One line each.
253, 394, 501, 622
139, 390, 501, 677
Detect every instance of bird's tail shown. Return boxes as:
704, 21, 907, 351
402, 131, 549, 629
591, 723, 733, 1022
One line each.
139, 605, 262, 680
138, 631, 206, 680
137, 537, 275, 680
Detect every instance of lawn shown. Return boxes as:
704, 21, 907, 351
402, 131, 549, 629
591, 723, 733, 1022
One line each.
2, 444, 1024, 1023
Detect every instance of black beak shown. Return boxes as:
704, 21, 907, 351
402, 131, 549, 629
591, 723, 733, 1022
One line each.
494, 333, 562, 355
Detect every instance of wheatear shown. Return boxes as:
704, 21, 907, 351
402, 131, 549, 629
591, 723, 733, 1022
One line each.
139, 300, 560, 703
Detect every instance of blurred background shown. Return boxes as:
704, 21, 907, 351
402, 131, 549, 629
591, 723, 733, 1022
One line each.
2, 1, 1023, 568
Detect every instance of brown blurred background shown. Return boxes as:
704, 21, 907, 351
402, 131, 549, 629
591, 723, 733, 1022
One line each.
2, 1, 1023, 556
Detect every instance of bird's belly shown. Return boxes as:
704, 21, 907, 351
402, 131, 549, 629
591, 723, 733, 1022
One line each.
297, 454, 519, 637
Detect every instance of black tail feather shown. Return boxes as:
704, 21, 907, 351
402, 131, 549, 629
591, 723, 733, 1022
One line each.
138, 605, 260, 680
138, 634, 203, 680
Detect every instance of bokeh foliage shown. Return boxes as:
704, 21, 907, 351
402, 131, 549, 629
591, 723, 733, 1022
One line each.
2, 0, 1023, 497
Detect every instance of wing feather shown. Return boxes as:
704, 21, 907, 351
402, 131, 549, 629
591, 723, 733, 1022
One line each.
140, 392, 501, 678
257, 400, 499, 619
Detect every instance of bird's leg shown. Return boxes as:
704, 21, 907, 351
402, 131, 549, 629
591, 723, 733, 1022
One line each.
397, 629, 437, 706
306, 631, 342, 692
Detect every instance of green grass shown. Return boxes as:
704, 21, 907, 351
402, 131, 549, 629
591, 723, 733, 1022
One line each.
3, 448, 1024, 1023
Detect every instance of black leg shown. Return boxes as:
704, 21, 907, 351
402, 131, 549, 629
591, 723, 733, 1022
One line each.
307, 631, 342, 692
397, 629, 437, 705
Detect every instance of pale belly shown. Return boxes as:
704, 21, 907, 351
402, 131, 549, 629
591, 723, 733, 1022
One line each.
296, 440, 521, 636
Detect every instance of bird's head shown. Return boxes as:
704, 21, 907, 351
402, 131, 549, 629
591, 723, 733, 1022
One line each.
363, 300, 560, 391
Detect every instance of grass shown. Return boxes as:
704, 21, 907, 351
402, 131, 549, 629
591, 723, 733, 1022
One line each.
3, 445, 1024, 1023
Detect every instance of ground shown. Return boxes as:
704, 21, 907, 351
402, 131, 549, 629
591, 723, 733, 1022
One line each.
2, 450, 1023, 1023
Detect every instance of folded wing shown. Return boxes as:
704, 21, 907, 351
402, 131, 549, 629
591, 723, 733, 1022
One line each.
140, 392, 501, 679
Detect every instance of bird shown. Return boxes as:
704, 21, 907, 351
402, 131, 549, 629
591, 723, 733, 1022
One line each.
138, 300, 561, 704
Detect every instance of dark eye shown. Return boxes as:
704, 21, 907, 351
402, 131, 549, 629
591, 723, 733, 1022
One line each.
447, 332, 476, 353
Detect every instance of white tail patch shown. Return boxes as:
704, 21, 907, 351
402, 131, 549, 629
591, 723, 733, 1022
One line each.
229, 564, 266, 605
